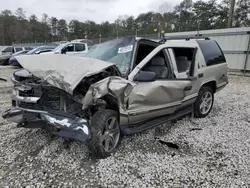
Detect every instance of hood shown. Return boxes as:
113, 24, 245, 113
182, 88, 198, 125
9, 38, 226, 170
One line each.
16, 54, 116, 95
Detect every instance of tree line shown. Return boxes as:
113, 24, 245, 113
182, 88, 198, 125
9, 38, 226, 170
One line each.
0, 0, 249, 45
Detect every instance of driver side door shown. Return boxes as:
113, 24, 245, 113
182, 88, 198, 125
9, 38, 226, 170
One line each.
127, 46, 194, 124
64, 43, 76, 55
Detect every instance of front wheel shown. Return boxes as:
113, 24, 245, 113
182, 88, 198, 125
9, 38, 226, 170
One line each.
194, 86, 214, 118
87, 109, 121, 158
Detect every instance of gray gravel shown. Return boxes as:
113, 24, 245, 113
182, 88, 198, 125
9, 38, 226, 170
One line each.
0, 74, 250, 187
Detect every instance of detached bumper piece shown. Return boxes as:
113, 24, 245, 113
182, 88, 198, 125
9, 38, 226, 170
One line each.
2, 108, 90, 142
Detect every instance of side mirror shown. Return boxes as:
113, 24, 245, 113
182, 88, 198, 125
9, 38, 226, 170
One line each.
35, 51, 40, 54
134, 71, 156, 82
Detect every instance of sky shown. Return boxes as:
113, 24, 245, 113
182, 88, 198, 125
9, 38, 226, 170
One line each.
0, 0, 183, 23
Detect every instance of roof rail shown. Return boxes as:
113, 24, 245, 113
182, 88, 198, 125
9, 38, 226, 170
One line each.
159, 35, 210, 43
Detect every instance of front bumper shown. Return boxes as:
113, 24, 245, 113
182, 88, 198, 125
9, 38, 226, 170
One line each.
2, 108, 90, 142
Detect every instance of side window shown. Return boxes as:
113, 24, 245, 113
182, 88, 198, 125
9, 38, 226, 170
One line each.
172, 48, 194, 73
3, 47, 12, 53
24, 47, 33, 50
142, 50, 170, 79
75, 43, 85, 52
197, 40, 226, 66
66, 44, 74, 52
15, 47, 23, 52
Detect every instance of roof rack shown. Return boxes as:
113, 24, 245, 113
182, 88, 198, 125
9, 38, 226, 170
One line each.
159, 35, 210, 43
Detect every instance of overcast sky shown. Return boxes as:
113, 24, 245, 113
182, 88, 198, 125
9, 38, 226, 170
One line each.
0, 0, 184, 23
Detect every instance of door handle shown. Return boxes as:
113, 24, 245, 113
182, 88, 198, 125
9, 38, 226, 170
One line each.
198, 73, 204, 78
184, 86, 192, 91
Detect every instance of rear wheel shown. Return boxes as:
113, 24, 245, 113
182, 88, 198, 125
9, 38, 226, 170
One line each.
194, 86, 214, 118
87, 109, 120, 158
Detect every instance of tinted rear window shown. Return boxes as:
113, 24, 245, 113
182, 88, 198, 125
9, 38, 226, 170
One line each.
75, 43, 85, 51
197, 40, 226, 66
15, 47, 23, 52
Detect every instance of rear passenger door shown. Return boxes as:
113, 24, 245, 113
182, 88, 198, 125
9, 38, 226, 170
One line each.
127, 46, 195, 124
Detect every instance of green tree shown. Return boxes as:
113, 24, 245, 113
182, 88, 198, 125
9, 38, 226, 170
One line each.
174, 0, 195, 31
57, 19, 68, 40
234, 0, 250, 27
193, 0, 218, 30
49, 16, 58, 41
213, 0, 230, 29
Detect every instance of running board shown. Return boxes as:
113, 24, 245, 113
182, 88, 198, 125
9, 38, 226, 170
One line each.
121, 105, 193, 135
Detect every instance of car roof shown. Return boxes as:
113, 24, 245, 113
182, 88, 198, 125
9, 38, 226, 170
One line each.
69, 41, 86, 44
161, 40, 200, 48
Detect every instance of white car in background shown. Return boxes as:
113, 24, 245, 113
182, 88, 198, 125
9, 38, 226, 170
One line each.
48, 42, 88, 56
0, 46, 33, 56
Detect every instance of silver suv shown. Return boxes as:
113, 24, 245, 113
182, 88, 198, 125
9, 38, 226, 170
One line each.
3, 37, 228, 158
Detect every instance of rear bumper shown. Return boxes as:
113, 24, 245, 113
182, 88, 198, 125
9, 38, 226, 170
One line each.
2, 107, 90, 142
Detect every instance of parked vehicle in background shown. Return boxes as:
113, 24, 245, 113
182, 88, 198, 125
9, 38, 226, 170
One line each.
48, 42, 88, 56
71, 39, 94, 49
3, 37, 228, 158
0, 46, 5, 51
9, 50, 29, 66
23, 47, 34, 51
26, 45, 57, 55
8, 45, 57, 67
0, 46, 33, 56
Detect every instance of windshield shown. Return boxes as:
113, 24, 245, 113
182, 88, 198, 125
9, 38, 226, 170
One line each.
26, 46, 56, 55
84, 37, 135, 75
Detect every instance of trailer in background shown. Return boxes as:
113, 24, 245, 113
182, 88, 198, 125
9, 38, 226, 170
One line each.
164, 27, 250, 74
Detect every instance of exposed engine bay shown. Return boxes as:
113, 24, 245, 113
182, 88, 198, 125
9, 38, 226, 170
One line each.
12, 66, 120, 119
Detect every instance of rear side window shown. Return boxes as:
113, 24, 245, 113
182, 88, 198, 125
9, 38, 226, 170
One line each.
24, 47, 33, 50
197, 40, 226, 66
75, 43, 85, 51
15, 47, 23, 52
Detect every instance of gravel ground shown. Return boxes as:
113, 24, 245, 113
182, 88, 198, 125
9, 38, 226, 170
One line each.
0, 74, 250, 187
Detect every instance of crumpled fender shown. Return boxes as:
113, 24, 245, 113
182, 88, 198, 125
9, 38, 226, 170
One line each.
82, 76, 136, 112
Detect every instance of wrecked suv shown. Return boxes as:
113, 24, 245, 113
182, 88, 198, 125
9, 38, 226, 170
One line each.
3, 37, 228, 157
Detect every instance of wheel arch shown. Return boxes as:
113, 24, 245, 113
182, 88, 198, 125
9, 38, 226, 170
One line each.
201, 80, 217, 93
101, 94, 120, 121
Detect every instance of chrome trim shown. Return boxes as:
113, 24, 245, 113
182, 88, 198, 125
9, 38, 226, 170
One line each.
16, 107, 49, 114
12, 95, 40, 103
11, 77, 19, 84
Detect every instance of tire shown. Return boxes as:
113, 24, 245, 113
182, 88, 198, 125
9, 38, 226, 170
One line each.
87, 109, 121, 158
194, 86, 214, 118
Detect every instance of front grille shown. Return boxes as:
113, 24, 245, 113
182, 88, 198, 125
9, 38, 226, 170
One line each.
15, 86, 82, 115
18, 87, 42, 97
41, 88, 61, 111
19, 101, 42, 110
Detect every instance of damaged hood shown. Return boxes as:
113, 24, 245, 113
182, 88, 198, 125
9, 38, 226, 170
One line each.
16, 54, 116, 94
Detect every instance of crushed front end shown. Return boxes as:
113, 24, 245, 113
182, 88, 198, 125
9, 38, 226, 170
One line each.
2, 70, 90, 142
